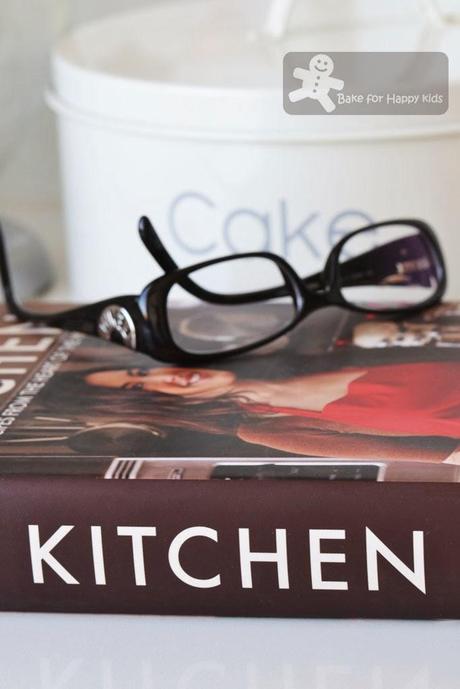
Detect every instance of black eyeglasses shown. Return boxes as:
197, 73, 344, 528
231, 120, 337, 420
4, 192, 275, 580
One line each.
0, 217, 446, 363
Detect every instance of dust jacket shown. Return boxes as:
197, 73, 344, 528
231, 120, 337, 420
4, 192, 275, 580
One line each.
0, 302, 460, 618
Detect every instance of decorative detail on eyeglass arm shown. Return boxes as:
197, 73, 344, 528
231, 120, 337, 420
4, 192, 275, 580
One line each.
97, 305, 137, 350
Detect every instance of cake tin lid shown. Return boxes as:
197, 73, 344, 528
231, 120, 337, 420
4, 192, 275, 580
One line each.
51, 0, 460, 142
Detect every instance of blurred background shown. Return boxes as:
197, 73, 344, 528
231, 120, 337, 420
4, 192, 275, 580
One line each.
0, 0, 153, 299
1, 0, 460, 301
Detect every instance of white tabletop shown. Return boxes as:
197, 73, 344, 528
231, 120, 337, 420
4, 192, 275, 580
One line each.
0, 613, 457, 689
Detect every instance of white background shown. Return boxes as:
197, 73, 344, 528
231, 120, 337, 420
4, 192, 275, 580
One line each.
0, 613, 458, 689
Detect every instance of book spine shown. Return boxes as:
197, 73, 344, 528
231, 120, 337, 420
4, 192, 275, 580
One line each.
0, 476, 457, 618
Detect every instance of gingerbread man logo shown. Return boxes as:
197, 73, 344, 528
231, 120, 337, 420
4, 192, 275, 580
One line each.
288, 54, 344, 113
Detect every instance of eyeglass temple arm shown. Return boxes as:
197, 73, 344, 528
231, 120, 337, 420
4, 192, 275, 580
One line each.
139, 216, 180, 274
0, 222, 44, 322
139, 216, 323, 303
0, 223, 120, 333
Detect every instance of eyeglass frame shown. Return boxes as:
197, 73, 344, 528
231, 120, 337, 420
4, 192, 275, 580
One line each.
0, 217, 447, 363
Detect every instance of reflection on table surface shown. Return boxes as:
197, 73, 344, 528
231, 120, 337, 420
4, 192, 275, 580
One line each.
0, 614, 457, 689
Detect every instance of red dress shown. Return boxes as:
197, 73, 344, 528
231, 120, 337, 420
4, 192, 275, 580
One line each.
248, 363, 460, 438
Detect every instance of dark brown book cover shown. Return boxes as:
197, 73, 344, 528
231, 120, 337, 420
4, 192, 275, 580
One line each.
0, 302, 460, 617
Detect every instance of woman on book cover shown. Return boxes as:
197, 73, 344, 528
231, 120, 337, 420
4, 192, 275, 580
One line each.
47, 359, 459, 463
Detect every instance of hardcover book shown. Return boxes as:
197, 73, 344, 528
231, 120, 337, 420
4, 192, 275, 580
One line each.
1, 302, 460, 617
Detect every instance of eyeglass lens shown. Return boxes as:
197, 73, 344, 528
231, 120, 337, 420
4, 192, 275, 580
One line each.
164, 256, 297, 355
337, 223, 441, 311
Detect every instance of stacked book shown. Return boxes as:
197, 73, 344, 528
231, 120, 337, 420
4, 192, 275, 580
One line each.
0, 303, 459, 617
